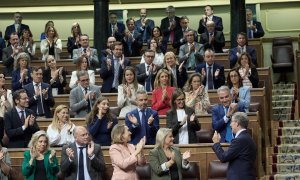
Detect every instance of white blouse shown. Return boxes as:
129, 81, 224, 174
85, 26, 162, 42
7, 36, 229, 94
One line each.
47, 123, 75, 146
0, 89, 13, 117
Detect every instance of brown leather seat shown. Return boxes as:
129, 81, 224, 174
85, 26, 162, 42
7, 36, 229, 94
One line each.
270, 36, 294, 83
197, 129, 213, 143
207, 160, 228, 180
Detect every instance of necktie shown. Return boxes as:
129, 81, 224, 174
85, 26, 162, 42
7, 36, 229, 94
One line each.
83, 48, 87, 53
145, 65, 151, 92
84, 88, 91, 113
142, 24, 147, 43
78, 147, 85, 180
127, 32, 133, 55
207, 66, 214, 89
225, 107, 233, 142
113, 60, 119, 88
112, 25, 115, 36
140, 109, 147, 138
35, 84, 44, 115
20, 110, 25, 124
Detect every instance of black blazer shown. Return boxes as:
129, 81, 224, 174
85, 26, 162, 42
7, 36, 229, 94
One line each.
2, 46, 14, 76
198, 16, 223, 34
67, 36, 81, 58
4, 108, 39, 148
4, 24, 30, 41
160, 16, 181, 44
108, 23, 125, 42
136, 63, 159, 89
163, 65, 188, 89
43, 68, 67, 94
200, 31, 225, 53
122, 31, 143, 57
166, 107, 201, 144
196, 63, 225, 89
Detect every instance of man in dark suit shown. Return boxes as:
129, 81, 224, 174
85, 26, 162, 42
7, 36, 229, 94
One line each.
4, 12, 30, 43
123, 18, 143, 57
0, 37, 6, 60
2, 32, 23, 76
125, 90, 159, 145
70, 71, 101, 118
212, 86, 246, 143
229, 32, 257, 68
4, 89, 39, 148
135, 8, 155, 43
212, 112, 256, 180
100, 41, 131, 93
136, 49, 159, 92
196, 49, 225, 90
246, 9, 264, 39
200, 20, 225, 53
61, 126, 106, 180
100, 36, 116, 61
23, 66, 55, 118
160, 6, 181, 45
108, 12, 125, 42
198, 5, 223, 34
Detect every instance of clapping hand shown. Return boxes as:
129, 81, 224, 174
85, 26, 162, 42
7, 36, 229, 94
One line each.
162, 88, 168, 101
127, 114, 138, 125
190, 113, 195, 122
107, 121, 113, 129
178, 61, 184, 72
212, 130, 221, 143
148, 114, 154, 125
66, 148, 74, 160
107, 58, 112, 70
136, 137, 145, 154
49, 149, 56, 163
42, 88, 49, 98
201, 68, 206, 77
28, 114, 36, 126
214, 69, 220, 77
87, 141, 95, 157
180, 114, 188, 126
30, 147, 37, 160
182, 150, 191, 160
0, 150, 5, 161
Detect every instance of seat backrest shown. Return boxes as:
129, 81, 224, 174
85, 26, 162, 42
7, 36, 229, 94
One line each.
272, 36, 293, 47
197, 129, 213, 143
137, 164, 152, 180
182, 162, 201, 180
207, 161, 228, 180
272, 36, 294, 64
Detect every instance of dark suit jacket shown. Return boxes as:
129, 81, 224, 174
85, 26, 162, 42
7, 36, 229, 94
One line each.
135, 18, 155, 43
67, 36, 81, 58
122, 30, 143, 57
43, 68, 67, 94
0, 37, 5, 60
23, 82, 55, 118
195, 63, 225, 89
61, 142, 106, 180
100, 56, 131, 93
2, 46, 15, 76
212, 104, 245, 142
4, 108, 39, 148
212, 130, 256, 180
125, 108, 159, 145
166, 107, 201, 144
229, 47, 257, 68
163, 65, 188, 89
200, 31, 225, 53
251, 20, 264, 38
198, 16, 223, 34
136, 63, 158, 89
160, 16, 181, 44
248, 67, 259, 88
4, 23, 30, 41
12, 68, 32, 92
108, 22, 125, 42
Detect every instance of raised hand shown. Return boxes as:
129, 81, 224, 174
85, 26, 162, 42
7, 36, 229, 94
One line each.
136, 137, 145, 153
148, 115, 154, 125
190, 113, 195, 122
107, 121, 113, 129
28, 114, 36, 126
212, 130, 221, 143
180, 114, 187, 126
107, 58, 112, 70
66, 148, 74, 160
178, 61, 184, 72
201, 68, 206, 77
127, 114, 138, 125
87, 141, 95, 157
214, 69, 220, 77
162, 88, 168, 101
0, 150, 5, 161
30, 147, 37, 160
182, 150, 191, 160
49, 149, 56, 163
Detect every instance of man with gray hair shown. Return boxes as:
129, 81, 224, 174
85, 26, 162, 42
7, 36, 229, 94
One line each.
246, 8, 264, 39
69, 70, 101, 117
212, 112, 256, 179
212, 86, 246, 143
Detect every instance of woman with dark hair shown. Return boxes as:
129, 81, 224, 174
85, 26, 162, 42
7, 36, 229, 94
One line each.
109, 124, 146, 180
87, 97, 118, 146
166, 88, 201, 144
67, 22, 82, 58
69, 56, 95, 89
20, 29, 36, 57
227, 68, 250, 112
184, 73, 210, 115
152, 69, 175, 115
43, 55, 67, 95
140, 38, 164, 66
149, 26, 166, 53
12, 52, 32, 92
117, 66, 144, 117
236, 52, 259, 88
40, 26, 62, 61
40, 21, 54, 41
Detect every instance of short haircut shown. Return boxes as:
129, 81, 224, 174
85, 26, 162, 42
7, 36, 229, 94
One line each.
73, 126, 87, 138
126, 18, 135, 24
237, 32, 247, 40
232, 112, 249, 129
111, 41, 123, 50
204, 48, 215, 55
10, 32, 18, 39
28, 130, 50, 150
31, 66, 42, 72
217, 85, 230, 95
76, 70, 89, 80
205, 5, 214, 10
166, 5, 175, 12
80, 34, 89, 39
246, 8, 252, 13
109, 12, 117, 16
13, 89, 27, 105
136, 89, 147, 97
180, 16, 189, 21
144, 49, 155, 54
15, 52, 30, 70
111, 124, 126, 144
155, 128, 172, 148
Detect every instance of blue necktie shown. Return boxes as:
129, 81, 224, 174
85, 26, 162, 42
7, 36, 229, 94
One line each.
78, 147, 85, 180
207, 66, 213, 89
247, 28, 253, 39
127, 33, 133, 55
145, 65, 151, 92
225, 107, 233, 142
140, 109, 147, 138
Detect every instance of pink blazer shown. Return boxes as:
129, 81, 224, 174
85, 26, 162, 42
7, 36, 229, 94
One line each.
109, 143, 146, 180
152, 86, 175, 115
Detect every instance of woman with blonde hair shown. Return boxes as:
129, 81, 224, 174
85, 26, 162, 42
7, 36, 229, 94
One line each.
87, 97, 118, 146
67, 22, 82, 58
117, 66, 144, 117
149, 128, 191, 180
12, 52, 32, 92
22, 130, 59, 180
109, 124, 146, 180
152, 69, 175, 115
184, 73, 210, 115
40, 26, 62, 61
46, 105, 75, 147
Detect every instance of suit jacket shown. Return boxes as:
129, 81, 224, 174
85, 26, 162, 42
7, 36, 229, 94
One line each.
149, 146, 186, 180
230, 86, 250, 111
152, 86, 175, 115
69, 84, 101, 118
135, 18, 155, 43
109, 143, 146, 180
24, 82, 55, 118
100, 56, 131, 93
166, 107, 201, 144
108, 22, 126, 42
163, 65, 188, 89
72, 48, 99, 71
212, 130, 256, 180
200, 31, 225, 53
195, 63, 225, 89
229, 46, 257, 68
212, 104, 245, 142
61, 142, 106, 180
67, 36, 81, 58
198, 16, 223, 34
136, 63, 159, 90
4, 108, 39, 148
42, 68, 67, 94
125, 108, 159, 145
178, 42, 205, 70
160, 16, 181, 44
122, 30, 143, 57
5, 23, 30, 41
0, 37, 6, 60
249, 20, 264, 38
247, 67, 259, 88
172, 28, 198, 52
40, 38, 62, 60
12, 68, 32, 92
22, 150, 59, 180
2, 46, 15, 76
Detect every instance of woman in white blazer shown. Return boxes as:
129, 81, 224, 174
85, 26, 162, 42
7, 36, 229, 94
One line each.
40, 26, 62, 61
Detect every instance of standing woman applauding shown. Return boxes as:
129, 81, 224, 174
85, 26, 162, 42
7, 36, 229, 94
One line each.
40, 26, 62, 61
